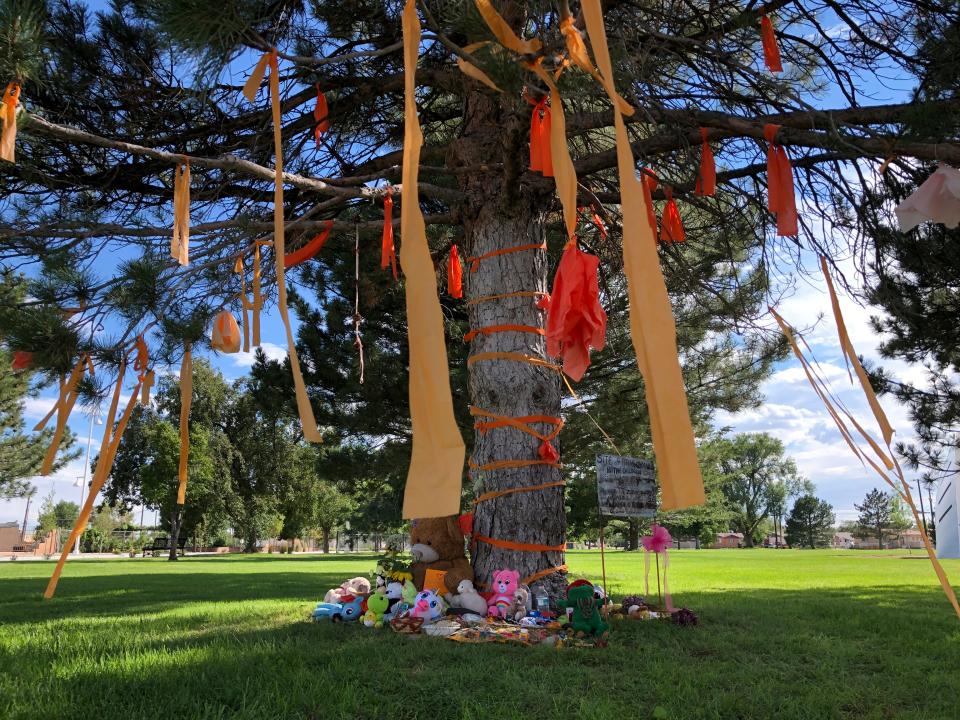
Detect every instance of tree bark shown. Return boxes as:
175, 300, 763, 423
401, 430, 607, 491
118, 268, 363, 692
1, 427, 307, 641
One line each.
322, 527, 330, 554
627, 519, 640, 551
168, 506, 182, 562
453, 86, 566, 599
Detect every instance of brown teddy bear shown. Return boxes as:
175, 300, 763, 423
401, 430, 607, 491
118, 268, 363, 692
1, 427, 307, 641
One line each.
409, 515, 473, 592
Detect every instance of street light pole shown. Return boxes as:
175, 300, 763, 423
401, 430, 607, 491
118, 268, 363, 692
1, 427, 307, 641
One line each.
74, 406, 101, 555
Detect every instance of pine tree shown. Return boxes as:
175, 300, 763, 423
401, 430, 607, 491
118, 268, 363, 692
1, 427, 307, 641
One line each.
1, 0, 957, 594
784, 494, 834, 549
855, 488, 894, 549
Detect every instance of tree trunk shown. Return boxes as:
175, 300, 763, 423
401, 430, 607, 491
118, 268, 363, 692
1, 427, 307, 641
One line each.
454, 87, 566, 599
322, 527, 330, 554
168, 506, 182, 562
627, 519, 640, 551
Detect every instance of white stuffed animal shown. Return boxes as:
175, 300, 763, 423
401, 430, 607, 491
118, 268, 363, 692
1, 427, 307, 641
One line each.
445, 578, 488, 616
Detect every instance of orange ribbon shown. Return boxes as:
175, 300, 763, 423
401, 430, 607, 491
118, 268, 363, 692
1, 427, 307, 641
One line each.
764, 124, 798, 236
1, 82, 19, 163
473, 0, 543, 55
171, 163, 190, 265
760, 12, 783, 73
45, 362, 143, 599
642, 171, 658, 237
11, 350, 32, 371
474, 535, 566, 554
243, 50, 322, 443
456, 41, 503, 92
285, 219, 333, 269
466, 241, 546, 272
381, 187, 397, 279
314, 84, 329, 146
447, 245, 463, 298
471, 406, 563, 464
528, 97, 554, 177
695, 128, 716, 196
464, 324, 545, 343
35, 354, 94, 475
660, 187, 685, 243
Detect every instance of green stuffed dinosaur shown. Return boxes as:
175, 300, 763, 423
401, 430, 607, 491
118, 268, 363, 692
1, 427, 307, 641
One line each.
556, 579, 609, 636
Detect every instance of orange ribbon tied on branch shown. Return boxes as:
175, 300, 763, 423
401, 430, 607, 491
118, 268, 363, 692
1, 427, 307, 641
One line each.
660, 187, 685, 243
528, 96, 553, 177
11, 350, 32, 371
314, 84, 329, 146
171, 162, 190, 265
447, 244, 463, 298
760, 11, 783, 73
642, 171, 659, 237
1, 82, 20, 163
695, 128, 716, 196
764, 123, 799, 236
381, 187, 398, 279
545, 242, 607, 382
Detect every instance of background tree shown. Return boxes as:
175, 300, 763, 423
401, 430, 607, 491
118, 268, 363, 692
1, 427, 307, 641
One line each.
718, 432, 804, 547
784, 494, 834, 549
2, 0, 958, 593
855, 488, 894, 549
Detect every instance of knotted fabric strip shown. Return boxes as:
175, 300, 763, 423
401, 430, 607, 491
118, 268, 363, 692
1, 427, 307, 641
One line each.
760, 11, 783, 73
171, 163, 190, 266
695, 128, 716, 196
764, 123, 799, 236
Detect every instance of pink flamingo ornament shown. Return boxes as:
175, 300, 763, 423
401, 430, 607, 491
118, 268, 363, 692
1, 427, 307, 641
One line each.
641, 524, 674, 612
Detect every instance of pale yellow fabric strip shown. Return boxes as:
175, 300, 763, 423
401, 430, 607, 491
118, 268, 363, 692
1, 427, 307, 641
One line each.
45, 367, 143, 599
456, 42, 503, 93
172, 163, 190, 266
820, 255, 894, 451
38, 358, 89, 475
473, 0, 542, 55
400, 0, 466, 519
176, 346, 192, 505
583, 0, 704, 510
0, 103, 15, 163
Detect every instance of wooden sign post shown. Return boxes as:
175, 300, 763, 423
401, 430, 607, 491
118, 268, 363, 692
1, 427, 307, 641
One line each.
595, 455, 658, 599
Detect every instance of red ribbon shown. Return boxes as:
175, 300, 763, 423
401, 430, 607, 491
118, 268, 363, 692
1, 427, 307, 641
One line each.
760, 12, 783, 73
764, 124, 798, 236
447, 244, 463, 298
314, 85, 329, 146
284, 219, 334, 268
381, 188, 397, 279
695, 128, 716, 197
660, 187, 685, 243
642, 170, 658, 238
11, 350, 32, 371
528, 97, 554, 177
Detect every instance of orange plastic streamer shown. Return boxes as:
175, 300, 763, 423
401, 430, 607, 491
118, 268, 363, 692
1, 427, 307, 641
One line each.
234, 256, 251, 353
314, 84, 329, 145
243, 50, 322, 443
473, 0, 543, 55
400, 0, 466, 519
35, 355, 93, 475
474, 535, 565, 553
251, 242, 263, 346
660, 188, 685, 243
558, 15, 633, 115
764, 123, 798, 236
528, 97, 554, 177
523, 565, 568, 586
695, 128, 716, 196
642, 171, 659, 237
770, 306, 960, 621
583, 0, 704, 511
760, 12, 783, 73
177, 345, 192, 505
171, 163, 190, 265
447, 245, 463, 298
284, 220, 333, 269
466, 241, 546, 272
381, 188, 398, 279
1, 82, 19, 163
472, 406, 563, 464
45, 365, 143, 599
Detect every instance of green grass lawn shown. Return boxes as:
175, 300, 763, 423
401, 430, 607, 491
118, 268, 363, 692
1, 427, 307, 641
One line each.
2, 550, 959, 720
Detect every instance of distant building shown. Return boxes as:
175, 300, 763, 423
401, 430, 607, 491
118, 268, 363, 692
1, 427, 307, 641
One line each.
935, 463, 959, 559
833, 532, 855, 549
0, 521, 23, 552
711, 532, 744, 549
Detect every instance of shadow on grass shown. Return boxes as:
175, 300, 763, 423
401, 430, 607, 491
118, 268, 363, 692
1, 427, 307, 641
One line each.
3, 575, 960, 720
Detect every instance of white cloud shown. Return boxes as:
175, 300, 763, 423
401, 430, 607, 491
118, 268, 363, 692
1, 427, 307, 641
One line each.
227, 341, 288, 369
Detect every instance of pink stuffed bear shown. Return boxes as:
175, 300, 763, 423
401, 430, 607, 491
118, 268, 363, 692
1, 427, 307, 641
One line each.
487, 569, 520, 619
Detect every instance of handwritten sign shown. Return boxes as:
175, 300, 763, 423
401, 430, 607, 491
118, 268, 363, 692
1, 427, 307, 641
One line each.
596, 454, 657, 518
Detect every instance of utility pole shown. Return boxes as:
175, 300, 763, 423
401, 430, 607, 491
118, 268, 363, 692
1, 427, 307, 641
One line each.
20, 488, 34, 542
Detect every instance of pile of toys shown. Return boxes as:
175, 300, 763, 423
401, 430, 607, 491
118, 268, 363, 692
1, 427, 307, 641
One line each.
310, 515, 695, 645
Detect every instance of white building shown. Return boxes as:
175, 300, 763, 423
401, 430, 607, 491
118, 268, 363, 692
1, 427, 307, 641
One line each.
935, 450, 960, 559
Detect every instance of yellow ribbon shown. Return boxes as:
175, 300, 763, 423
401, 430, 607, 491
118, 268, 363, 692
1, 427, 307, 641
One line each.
400, 0, 466, 519
1, 82, 19, 163
35, 355, 94, 476
582, 0, 704, 510
177, 345, 192, 505
243, 51, 322, 442
473, 0, 542, 55
172, 163, 190, 265
455, 42, 503, 93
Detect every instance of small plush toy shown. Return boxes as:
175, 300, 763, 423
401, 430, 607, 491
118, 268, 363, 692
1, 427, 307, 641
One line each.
312, 593, 366, 622
323, 577, 372, 604
362, 592, 391, 627
445, 578, 489, 616
401, 579, 418, 606
409, 590, 445, 623
384, 580, 404, 617
408, 516, 474, 590
556, 579, 609, 636
510, 586, 531, 621
487, 569, 520, 619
